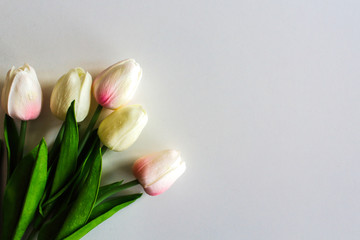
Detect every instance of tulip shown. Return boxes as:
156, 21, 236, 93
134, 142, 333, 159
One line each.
133, 150, 186, 196
50, 67, 92, 122
1, 64, 42, 120
92, 59, 142, 110
98, 104, 148, 152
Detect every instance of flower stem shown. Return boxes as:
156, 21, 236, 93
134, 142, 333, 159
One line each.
78, 104, 103, 153
17, 120, 27, 164
121, 179, 140, 188
101, 145, 108, 155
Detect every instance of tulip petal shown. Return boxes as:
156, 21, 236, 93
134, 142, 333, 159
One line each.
76, 70, 92, 121
93, 59, 142, 109
6, 65, 42, 120
98, 105, 148, 152
50, 72, 80, 120
1, 67, 15, 114
133, 150, 186, 196
50, 68, 92, 122
144, 161, 186, 196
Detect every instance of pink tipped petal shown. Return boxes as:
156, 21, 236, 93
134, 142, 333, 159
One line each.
133, 150, 186, 196
144, 161, 186, 196
22, 103, 42, 121
96, 90, 113, 108
93, 59, 142, 109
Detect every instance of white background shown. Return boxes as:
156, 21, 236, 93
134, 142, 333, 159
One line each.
1, 1, 360, 240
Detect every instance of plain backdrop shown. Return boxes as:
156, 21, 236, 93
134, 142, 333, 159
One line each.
0, 1, 360, 240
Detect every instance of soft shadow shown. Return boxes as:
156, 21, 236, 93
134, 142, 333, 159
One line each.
0, 140, 5, 230
0, 79, 5, 231
101, 154, 136, 184
101, 154, 142, 195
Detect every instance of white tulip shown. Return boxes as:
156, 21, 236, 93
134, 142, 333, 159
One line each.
1, 64, 42, 120
133, 150, 186, 196
93, 59, 142, 110
50, 68, 92, 122
98, 104, 148, 151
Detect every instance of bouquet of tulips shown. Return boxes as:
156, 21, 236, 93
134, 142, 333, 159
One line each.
0, 59, 186, 240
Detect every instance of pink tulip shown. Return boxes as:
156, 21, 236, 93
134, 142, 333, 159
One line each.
92, 59, 142, 110
1, 64, 42, 120
133, 150, 186, 196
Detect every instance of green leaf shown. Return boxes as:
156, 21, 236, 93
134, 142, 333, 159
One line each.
38, 145, 102, 240
37, 207, 69, 240
4, 114, 19, 179
77, 129, 99, 165
13, 139, 48, 240
40, 131, 99, 211
55, 146, 102, 240
1, 145, 38, 240
90, 194, 142, 221
96, 181, 124, 205
69, 134, 100, 200
63, 194, 142, 240
1, 140, 48, 240
38, 127, 98, 231
95, 180, 140, 206
50, 101, 79, 196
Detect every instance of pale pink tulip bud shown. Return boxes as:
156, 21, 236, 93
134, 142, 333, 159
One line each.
92, 59, 142, 110
1, 64, 42, 120
133, 150, 186, 196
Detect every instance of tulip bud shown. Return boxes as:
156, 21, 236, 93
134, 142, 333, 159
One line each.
50, 67, 92, 122
92, 59, 142, 110
1, 64, 42, 121
98, 104, 148, 151
133, 150, 186, 196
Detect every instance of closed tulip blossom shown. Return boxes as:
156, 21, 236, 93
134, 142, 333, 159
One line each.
50, 67, 92, 122
1, 64, 42, 121
98, 104, 148, 152
133, 150, 186, 196
92, 59, 142, 110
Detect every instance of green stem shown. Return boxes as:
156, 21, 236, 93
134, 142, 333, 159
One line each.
78, 104, 103, 154
120, 179, 140, 188
101, 145, 108, 155
95, 179, 140, 206
17, 120, 27, 164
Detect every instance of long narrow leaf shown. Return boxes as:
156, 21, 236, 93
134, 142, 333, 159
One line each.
0, 140, 47, 240
96, 181, 124, 205
94, 180, 140, 206
38, 145, 102, 240
63, 194, 142, 240
37, 207, 69, 240
50, 101, 79, 196
13, 139, 48, 240
55, 147, 102, 240
90, 194, 142, 221
40, 131, 99, 210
